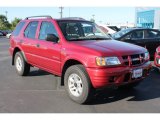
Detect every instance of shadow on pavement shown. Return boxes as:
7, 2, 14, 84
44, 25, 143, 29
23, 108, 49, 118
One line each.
28, 69, 51, 76
88, 68, 160, 105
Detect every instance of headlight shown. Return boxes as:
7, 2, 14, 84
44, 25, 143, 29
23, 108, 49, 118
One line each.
144, 52, 149, 60
156, 47, 160, 54
96, 57, 121, 66
156, 48, 158, 53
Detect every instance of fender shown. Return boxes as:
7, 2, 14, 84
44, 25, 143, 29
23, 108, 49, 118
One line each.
61, 55, 88, 72
12, 45, 28, 65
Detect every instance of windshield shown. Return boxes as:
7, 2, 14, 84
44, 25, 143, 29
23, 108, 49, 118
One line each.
58, 21, 111, 41
112, 29, 132, 39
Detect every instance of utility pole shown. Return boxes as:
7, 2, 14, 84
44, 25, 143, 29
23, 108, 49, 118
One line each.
59, 7, 64, 18
92, 14, 95, 20
5, 11, 8, 18
91, 14, 95, 22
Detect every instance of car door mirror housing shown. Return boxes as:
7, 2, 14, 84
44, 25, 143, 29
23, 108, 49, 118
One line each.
46, 34, 59, 43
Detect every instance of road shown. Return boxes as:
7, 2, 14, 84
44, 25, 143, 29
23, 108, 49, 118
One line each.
0, 36, 160, 113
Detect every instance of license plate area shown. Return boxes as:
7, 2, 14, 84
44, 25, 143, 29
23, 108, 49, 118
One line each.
158, 59, 160, 64
132, 68, 143, 78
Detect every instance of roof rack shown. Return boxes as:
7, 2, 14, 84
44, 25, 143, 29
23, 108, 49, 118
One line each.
60, 17, 86, 20
25, 15, 52, 20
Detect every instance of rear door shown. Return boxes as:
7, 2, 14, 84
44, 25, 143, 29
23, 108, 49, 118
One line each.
35, 21, 61, 74
21, 21, 40, 65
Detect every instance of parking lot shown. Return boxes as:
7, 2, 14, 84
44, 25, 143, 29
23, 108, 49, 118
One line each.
0, 36, 160, 113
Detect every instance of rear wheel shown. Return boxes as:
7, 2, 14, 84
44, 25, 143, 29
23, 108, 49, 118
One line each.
14, 52, 30, 76
64, 64, 94, 104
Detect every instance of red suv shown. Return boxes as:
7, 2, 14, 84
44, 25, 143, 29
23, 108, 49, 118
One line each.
155, 46, 160, 71
9, 16, 152, 104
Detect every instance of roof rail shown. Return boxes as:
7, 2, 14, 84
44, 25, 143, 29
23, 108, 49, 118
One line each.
25, 15, 52, 20
60, 17, 86, 20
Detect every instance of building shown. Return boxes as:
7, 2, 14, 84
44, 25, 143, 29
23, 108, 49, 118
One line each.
136, 7, 160, 29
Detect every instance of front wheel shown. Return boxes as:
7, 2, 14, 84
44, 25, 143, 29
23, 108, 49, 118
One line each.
64, 65, 94, 104
14, 52, 30, 76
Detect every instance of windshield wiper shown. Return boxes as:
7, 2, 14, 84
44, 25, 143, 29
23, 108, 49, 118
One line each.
68, 38, 85, 41
84, 37, 111, 40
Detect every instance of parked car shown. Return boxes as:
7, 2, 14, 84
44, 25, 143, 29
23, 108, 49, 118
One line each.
0, 30, 12, 36
9, 16, 152, 104
0, 31, 3, 36
112, 28, 160, 59
107, 25, 120, 32
0, 30, 7, 36
154, 46, 160, 71
6, 33, 12, 39
98, 23, 116, 35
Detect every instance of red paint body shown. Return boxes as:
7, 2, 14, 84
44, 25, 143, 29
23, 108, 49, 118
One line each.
9, 18, 152, 88
154, 46, 160, 68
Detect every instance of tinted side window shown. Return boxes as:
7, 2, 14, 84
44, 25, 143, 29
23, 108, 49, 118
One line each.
12, 21, 25, 36
131, 30, 143, 39
145, 30, 160, 39
24, 21, 38, 39
39, 22, 58, 40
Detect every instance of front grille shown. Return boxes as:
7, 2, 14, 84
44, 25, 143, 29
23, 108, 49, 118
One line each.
124, 73, 131, 82
122, 53, 145, 66
156, 58, 160, 64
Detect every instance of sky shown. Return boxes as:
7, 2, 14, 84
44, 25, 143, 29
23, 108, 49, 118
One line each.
0, 7, 135, 24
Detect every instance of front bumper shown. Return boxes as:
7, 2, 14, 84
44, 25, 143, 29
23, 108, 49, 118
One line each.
86, 61, 152, 88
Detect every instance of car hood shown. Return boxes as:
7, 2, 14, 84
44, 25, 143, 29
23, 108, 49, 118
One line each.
71, 40, 147, 56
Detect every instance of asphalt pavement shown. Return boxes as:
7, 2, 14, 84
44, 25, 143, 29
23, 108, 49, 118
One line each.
0, 36, 160, 113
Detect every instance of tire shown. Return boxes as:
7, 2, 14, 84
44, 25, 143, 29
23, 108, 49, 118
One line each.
14, 52, 30, 76
64, 64, 94, 104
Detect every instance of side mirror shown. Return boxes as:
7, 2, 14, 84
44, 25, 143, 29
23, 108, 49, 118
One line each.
46, 34, 59, 43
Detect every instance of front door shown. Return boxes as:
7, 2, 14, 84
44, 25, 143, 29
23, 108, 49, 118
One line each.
36, 21, 61, 74
122, 30, 145, 48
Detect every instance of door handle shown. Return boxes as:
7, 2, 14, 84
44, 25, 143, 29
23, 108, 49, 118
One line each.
36, 44, 40, 47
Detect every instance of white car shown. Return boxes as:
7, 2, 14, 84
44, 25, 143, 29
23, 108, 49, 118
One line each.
97, 23, 116, 35
6, 33, 12, 39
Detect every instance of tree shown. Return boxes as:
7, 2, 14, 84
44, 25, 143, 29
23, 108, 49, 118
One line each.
0, 15, 11, 30
11, 17, 21, 30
